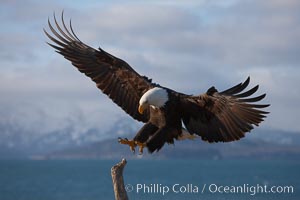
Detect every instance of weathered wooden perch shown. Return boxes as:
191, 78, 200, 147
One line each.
111, 158, 128, 200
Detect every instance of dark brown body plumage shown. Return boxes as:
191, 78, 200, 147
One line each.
134, 90, 183, 152
44, 13, 269, 153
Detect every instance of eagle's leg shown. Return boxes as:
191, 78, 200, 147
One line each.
135, 141, 146, 154
118, 138, 136, 153
133, 122, 159, 154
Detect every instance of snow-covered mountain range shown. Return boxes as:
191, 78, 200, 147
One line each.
0, 116, 299, 159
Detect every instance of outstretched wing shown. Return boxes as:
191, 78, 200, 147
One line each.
181, 77, 269, 142
44, 13, 157, 122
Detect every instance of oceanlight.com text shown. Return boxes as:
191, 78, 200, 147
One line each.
206, 183, 294, 196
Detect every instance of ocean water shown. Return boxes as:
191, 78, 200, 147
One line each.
0, 159, 298, 200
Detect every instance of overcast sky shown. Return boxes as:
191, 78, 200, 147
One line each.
1, 0, 300, 137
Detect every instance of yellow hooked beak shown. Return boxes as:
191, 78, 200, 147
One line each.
138, 104, 146, 114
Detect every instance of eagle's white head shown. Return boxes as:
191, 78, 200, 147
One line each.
138, 87, 169, 114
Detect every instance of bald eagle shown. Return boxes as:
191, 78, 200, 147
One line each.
44, 13, 269, 153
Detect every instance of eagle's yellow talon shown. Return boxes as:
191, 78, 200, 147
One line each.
135, 141, 146, 154
118, 138, 137, 153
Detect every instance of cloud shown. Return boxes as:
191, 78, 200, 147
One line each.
0, 0, 300, 139
64, 1, 300, 91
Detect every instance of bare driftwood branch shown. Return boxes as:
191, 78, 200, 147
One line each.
111, 158, 128, 200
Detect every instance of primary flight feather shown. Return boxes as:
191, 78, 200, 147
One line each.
44, 13, 269, 153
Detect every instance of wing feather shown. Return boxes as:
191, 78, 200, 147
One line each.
220, 76, 250, 95
44, 12, 156, 122
181, 77, 269, 142
234, 85, 258, 98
